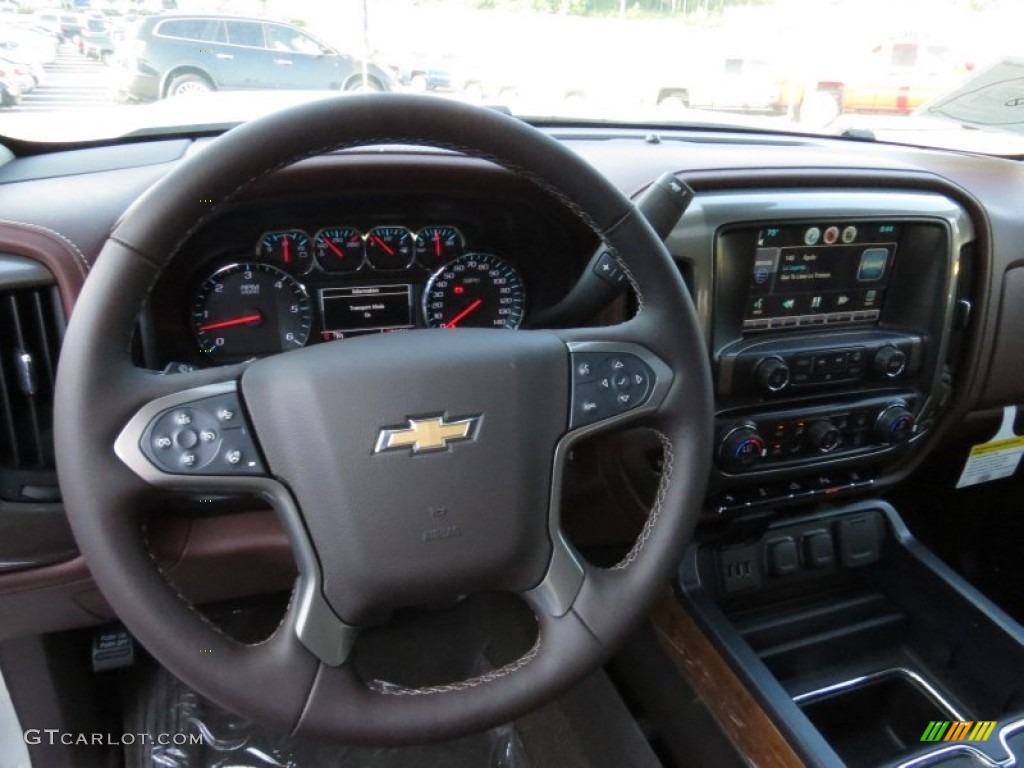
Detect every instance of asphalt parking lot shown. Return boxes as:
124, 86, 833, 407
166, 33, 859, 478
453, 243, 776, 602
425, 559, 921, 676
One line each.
9, 43, 116, 113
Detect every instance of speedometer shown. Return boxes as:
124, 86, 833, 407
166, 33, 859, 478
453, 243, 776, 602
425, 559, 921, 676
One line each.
422, 253, 526, 329
191, 262, 312, 362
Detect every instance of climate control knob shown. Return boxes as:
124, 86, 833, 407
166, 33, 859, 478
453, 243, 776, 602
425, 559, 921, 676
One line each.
754, 357, 791, 393
875, 404, 915, 443
807, 420, 842, 453
874, 346, 907, 378
718, 425, 766, 471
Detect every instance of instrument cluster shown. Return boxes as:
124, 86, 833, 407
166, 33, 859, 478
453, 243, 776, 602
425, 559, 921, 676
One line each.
189, 225, 527, 363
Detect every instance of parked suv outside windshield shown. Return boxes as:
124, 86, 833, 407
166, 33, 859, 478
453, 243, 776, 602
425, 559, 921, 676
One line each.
117, 13, 396, 101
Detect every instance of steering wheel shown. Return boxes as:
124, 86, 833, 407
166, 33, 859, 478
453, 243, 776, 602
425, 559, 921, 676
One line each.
54, 94, 713, 745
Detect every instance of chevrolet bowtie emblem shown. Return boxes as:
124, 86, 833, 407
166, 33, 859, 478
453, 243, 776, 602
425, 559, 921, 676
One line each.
374, 415, 481, 454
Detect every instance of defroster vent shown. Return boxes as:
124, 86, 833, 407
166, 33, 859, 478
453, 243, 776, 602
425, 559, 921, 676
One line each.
0, 285, 65, 501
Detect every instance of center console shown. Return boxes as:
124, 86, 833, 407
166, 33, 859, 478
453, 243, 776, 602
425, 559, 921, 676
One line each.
662, 186, 1024, 767
685, 189, 973, 515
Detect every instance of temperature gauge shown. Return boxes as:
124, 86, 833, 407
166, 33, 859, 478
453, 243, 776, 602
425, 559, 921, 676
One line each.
365, 226, 413, 270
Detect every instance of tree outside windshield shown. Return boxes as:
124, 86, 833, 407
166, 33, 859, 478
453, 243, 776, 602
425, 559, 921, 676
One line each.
0, 0, 1021, 153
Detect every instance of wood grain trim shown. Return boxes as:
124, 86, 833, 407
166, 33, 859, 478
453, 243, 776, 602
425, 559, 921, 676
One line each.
653, 593, 806, 768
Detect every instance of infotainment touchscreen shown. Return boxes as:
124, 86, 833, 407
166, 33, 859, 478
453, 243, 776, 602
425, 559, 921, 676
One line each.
743, 222, 899, 331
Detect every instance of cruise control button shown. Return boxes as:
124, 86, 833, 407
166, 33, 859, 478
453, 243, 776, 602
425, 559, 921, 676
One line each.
199, 429, 217, 443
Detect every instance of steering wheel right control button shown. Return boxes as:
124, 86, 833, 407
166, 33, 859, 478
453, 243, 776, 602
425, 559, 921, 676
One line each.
570, 352, 655, 428
140, 393, 266, 476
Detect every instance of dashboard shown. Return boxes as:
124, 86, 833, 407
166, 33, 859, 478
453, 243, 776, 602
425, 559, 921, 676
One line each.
0, 122, 1023, 644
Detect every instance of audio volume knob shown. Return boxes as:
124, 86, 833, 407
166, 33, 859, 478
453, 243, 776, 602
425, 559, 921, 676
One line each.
807, 420, 842, 453
754, 357, 791, 393
875, 404, 915, 443
874, 346, 907, 378
718, 425, 765, 471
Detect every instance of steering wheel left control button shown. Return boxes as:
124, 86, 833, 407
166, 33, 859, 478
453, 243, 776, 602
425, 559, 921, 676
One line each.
139, 393, 266, 476
570, 352, 656, 428
176, 428, 199, 449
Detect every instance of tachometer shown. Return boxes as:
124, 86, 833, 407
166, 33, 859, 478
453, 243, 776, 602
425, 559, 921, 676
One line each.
422, 253, 526, 329
192, 262, 312, 361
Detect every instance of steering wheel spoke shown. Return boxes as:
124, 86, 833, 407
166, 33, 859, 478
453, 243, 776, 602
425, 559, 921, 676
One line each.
113, 371, 362, 667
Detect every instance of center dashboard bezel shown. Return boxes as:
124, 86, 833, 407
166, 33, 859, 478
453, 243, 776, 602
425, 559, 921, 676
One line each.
665, 187, 973, 491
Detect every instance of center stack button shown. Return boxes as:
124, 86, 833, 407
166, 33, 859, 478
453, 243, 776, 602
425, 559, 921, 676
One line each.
754, 357, 791, 393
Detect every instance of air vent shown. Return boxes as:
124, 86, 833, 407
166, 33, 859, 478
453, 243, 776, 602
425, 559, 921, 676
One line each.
0, 284, 64, 501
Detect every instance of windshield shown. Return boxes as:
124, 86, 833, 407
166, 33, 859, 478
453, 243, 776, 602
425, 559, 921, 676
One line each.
0, 0, 1022, 154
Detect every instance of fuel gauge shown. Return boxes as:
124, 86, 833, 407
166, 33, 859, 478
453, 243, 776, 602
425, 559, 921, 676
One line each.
415, 226, 464, 268
257, 230, 314, 274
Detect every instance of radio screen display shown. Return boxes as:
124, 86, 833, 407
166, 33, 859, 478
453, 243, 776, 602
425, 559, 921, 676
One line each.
744, 222, 899, 331
320, 284, 413, 333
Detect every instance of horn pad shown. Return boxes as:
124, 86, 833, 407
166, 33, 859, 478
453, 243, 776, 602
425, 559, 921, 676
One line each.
242, 328, 569, 625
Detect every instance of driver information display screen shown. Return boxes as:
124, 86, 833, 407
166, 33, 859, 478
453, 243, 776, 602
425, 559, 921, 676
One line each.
320, 285, 413, 333
743, 222, 899, 331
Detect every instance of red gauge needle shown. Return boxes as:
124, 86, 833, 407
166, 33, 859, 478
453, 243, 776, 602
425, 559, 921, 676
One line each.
282, 237, 291, 265
444, 299, 483, 328
323, 238, 346, 260
370, 235, 395, 257
198, 312, 262, 332
434, 232, 442, 259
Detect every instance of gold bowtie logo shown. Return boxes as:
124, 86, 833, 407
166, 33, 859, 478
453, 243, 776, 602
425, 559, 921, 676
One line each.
375, 415, 481, 454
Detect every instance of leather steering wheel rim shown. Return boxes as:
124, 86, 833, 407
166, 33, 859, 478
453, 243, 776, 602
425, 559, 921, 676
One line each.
54, 94, 713, 745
